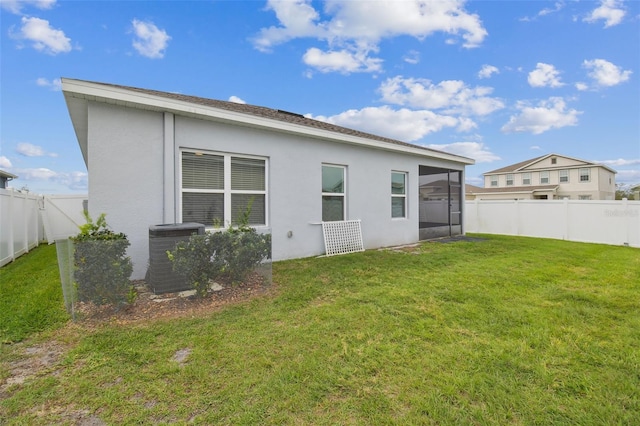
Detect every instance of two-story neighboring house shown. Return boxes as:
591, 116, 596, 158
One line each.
467, 154, 616, 200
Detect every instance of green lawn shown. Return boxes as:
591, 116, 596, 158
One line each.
1, 235, 639, 424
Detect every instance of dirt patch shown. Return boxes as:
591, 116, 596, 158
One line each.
72, 274, 275, 326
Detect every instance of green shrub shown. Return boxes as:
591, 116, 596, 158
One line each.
168, 209, 271, 297
71, 212, 134, 307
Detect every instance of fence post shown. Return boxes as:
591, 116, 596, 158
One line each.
563, 198, 569, 241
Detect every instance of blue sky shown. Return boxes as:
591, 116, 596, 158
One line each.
1, 0, 639, 194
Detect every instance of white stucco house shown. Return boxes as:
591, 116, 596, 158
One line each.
62, 78, 474, 279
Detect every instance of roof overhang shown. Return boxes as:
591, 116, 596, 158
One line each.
62, 78, 474, 168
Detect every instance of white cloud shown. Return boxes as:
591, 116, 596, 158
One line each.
131, 19, 171, 59
528, 63, 564, 88
501, 97, 582, 134
16, 142, 57, 157
583, 59, 632, 87
8, 167, 88, 191
520, 1, 565, 21
379, 76, 505, 116
1, 0, 56, 14
478, 64, 499, 79
424, 142, 500, 163
598, 158, 640, 166
584, 0, 626, 28
0, 156, 13, 168
311, 106, 460, 142
253, 0, 487, 73
14, 16, 71, 54
303, 47, 382, 74
530, 145, 542, 150
403, 50, 420, 65
615, 169, 640, 184
36, 77, 62, 91
575, 82, 589, 91
228, 96, 246, 104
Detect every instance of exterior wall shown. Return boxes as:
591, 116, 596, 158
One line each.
87, 104, 466, 279
483, 164, 616, 201
87, 102, 165, 279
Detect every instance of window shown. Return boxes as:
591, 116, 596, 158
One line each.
322, 164, 346, 221
559, 169, 569, 183
391, 172, 407, 218
551, 157, 557, 165
540, 171, 549, 184
181, 151, 267, 226
490, 175, 498, 187
522, 173, 531, 185
579, 168, 590, 182
579, 195, 592, 200
506, 174, 514, 186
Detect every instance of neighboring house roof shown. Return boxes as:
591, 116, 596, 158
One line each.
62, 78, 474, 167
484, 153, 616, 175
466, 184, 559, 195
0, 170, 18, 180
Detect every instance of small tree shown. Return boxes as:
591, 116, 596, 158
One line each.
72, 212, 134, 307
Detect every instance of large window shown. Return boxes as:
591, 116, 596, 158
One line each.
391, 171, 407, 218
540, 171, 550, 184
490, 176, 498, 187
559, 169, 569, 183
322, 164, 346, 221
579, 168, 590, 182
181, 151, 267, 226
522, 173, 531, 185
506, 174, 514, 186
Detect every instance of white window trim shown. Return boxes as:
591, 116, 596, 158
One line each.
391, 171, 408, 219
322, 164, 347, 221
179, 149, 269, 228
559, 169, 569, 183
506, 173, 514, 186
522, 173, 531, 185
540, 171, 550, 184
579, 168, 590, 183
490, 176, 498, 187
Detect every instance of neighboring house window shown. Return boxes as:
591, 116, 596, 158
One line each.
540, 171, 549, 184
580, 168, 590, 182
490, 176, 498, 187
391, 171, 407, 218
181, 151, 267, 226
522, 173, 531, 185
322, 164, 346, 221
506, 174, 514, 186
579, 195, 592, 200
559, 169, 569, 183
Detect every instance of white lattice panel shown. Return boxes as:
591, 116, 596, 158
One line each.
322, 220, 364, 256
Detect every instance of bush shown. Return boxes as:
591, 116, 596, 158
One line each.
168, 213, 271, 297
71, 212, 134, 307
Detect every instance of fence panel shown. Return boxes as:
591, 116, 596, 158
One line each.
0, 189, 87, 267
466, 199, 640, 248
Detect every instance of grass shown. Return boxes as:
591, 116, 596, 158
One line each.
1, 235, 639, 424
0, 244, 69, 343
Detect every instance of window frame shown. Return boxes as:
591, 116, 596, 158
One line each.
540, 171, 550, 184
506, 173, 514, 186
179, 149, 268, 227
490, 175, 498, 187
522, 172, 531, 185
559, 169, 569, 183
579, 168, 590, 182
391, 171, 407, 219
322, 164, 347, 222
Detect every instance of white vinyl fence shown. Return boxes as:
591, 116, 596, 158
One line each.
465, 199, 640, 248
0, 189, 87, 267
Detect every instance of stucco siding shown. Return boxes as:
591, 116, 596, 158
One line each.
88, 102, 165, 279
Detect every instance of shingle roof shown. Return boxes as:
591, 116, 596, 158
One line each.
484, 155, 547, 174
81, 80, 472, 162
